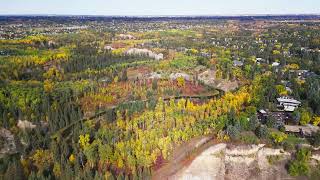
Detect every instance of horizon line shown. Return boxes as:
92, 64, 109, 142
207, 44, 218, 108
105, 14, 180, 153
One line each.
1, 13, 320, 17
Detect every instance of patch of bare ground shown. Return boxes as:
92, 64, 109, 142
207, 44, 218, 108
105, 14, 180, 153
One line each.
163, 142, 298, 180
198, 69, 239, 92
152, 136, 214, 180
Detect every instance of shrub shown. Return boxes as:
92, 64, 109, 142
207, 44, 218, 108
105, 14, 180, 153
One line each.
239, 115, 249, 131
240, 132, 259, 144
152, 79, 158, 90
267, 155, 283, 165
312, 116, 320, 126
279, 125, 285, 132
255, 125, 269, 139
226, 125, 240, 140
288, 148, 311, 176
276, 85, 288, 96
248, 116, 259, 131
245, 106, 257, 116
300, 110, 311, 125
163, 88, 175, 96
196, 56, 209, 66
0, 136, 5, 149
266, 116, 277, 128
146, 90, 154, 98
292, 110, 301, 124
283, 141, 295, 151
270, 131, 288, 144
311, 130, 320, 146
288, 160, 309, 176
309, 164, 320, 179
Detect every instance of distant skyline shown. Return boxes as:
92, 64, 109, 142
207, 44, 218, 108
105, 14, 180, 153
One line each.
1, 0, 319, 16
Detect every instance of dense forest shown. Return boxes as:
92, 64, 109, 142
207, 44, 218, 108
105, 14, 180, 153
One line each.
0, 16, 320, 179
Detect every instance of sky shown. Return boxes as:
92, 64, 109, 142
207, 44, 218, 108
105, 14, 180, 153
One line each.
0, 0, 319, 16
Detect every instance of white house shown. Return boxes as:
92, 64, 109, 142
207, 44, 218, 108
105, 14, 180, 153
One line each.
277, 96, 301, 112
272, 62, 280, 67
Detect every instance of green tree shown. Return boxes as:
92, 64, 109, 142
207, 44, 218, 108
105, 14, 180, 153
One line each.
266, 116, 277, 128
248, 116, 259, 131
152, 79, 158, 90
255, 125, 269, 139
292, 110, 301, 125
300, 109, 311, 125
226, 125, 240, 140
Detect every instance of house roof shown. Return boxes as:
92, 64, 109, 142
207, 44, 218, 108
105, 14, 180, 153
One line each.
233, 60, 243, 66
272, 62, 280, 67
284, 106, 295, 112
277, 97, 301, 105
259, 109, 267, 114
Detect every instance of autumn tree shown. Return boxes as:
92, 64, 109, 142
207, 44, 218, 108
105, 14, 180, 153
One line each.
177, 77, 185, 87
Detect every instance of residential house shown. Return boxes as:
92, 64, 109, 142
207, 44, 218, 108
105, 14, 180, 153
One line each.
277, 96, 301, 112
233, 60, 244, 67
272, 62, 280, 67
255, 58, 268, 64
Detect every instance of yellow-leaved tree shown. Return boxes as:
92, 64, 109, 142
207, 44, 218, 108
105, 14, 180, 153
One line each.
79, 134, 90, 149
271, 131, 287, 144
44, 80, 54, 93
31, 149, 53, 174
313, 116, 320, 126
177, 77, 185, 87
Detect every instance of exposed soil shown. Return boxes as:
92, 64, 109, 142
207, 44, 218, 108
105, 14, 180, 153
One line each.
153, 136, 214, 180
154, 141, 300, 180
127, 66, 152, 81
198, 69, 239, 92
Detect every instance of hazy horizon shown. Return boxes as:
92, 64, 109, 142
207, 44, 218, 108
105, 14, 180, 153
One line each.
1, 14, 320, 17
1, 0, 320, 16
